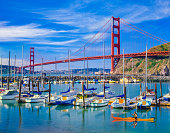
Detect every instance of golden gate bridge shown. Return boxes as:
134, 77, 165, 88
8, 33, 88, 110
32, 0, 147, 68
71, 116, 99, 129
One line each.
22, 16, 169, 73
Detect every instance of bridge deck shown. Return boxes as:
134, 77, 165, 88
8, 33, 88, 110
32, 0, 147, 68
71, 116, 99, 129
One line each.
23, 51, 169, 68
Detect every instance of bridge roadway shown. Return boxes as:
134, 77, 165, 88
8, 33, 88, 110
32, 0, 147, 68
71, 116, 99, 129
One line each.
23, 51, 169, 68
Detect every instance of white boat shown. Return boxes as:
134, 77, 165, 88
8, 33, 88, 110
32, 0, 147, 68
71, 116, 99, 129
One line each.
46, 94, 61, 104
145, 92, 155, 102
137, 100, 151, 109
89, 98, 109, 107
163, 93, 170, 102
54, 95, 76, 105
74, 97, 95, 106
96, 90, 115, 99
0, 89, 18, 100
111, 97, 130, 108
111, 49, 130, 108
25, 95, 46, 103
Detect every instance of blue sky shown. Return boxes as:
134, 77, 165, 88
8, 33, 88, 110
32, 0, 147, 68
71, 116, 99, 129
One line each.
0, 0, 169, 70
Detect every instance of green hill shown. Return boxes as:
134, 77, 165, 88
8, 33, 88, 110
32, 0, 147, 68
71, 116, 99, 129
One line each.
113, 43, 170, 75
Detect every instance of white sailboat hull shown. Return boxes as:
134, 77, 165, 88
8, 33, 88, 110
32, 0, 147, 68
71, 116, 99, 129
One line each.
0, 94, 18, 100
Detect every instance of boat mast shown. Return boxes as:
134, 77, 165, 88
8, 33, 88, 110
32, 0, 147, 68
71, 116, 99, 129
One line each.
103, 36, 105, 81
41, 58, 43, 85
8, 51, 10, 90
145, 44, 148, 93
1, 56, 2, 87
21, 45, 24, 79
86, 57, 88, 89
103, 35, 106, 99
55, 57, 57, 81
123, 49, 125, 93
14, 55, 16, 81
9, 51, 10, 78
68, 49, 70, 88
84, 47, 85, 81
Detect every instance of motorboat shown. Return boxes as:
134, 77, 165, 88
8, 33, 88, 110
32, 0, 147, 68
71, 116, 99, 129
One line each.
25, 94, 46, 103
111, 95, 130, 108
0, 89, 18, 100
89, 98, 109, 107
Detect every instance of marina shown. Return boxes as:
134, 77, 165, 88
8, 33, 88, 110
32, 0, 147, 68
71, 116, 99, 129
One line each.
0, 0, 170, 132
0, 82, 170, 132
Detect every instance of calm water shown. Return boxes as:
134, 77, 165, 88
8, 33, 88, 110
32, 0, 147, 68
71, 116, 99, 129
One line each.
0, 82, 170, 133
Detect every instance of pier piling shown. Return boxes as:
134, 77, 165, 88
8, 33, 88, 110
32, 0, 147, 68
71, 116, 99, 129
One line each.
28, 78, 30, 93
160, 80, 162, 97
1, 78, 3, 88
17, 78, 19, 90
82, 81, 85, 107
37, 80, 39, 93
48, 80, 51, 103
18, 79, 22, 103
32, 78, 34, 93
124, 86, 127, 106
7, 77, 9, 90
72, 79, 74, 88
140, 83, 142, 96
155, 83, 157, 105
104, 81, 106, 99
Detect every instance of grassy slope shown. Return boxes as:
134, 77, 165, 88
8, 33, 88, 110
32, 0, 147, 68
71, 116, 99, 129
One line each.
114, 43, 170, 74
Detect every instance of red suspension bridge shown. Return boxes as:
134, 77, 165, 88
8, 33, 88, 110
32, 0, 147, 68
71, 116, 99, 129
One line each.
23, 16, 169, 73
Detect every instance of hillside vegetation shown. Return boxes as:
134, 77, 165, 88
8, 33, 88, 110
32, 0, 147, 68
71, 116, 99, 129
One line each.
113, 43, 170, 75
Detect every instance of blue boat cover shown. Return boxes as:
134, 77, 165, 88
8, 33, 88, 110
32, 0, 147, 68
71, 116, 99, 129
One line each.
116, 94, 124, 98
105, 86, 110, 89
60, 87, 70, 94
84, 85, 97, 91
33, 92, 42, 95
96, 94, 104, 97
142, 95, 146, 99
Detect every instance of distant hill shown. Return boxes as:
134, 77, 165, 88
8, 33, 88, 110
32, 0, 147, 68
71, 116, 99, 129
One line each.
0, 65, 29, 74
113, 43, 170, 75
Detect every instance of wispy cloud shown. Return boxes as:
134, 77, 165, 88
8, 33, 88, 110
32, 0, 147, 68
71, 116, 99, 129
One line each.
117, 0, 170, 23
0, 22, 56, 41
0, 21, 80, 43
34, 9, 110, 33
32, 39, 79, 46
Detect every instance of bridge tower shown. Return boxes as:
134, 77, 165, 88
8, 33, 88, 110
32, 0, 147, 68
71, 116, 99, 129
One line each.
111, 17, 120, 73
30, 47, 34, 74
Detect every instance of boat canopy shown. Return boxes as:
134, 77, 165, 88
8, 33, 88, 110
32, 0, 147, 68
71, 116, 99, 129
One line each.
96, 94, 104, 97
142, 95, 146, 99
84, 85, 97, 91
33, 92, 42, 95
116, 94, 124, 98
60, 87, 70, 94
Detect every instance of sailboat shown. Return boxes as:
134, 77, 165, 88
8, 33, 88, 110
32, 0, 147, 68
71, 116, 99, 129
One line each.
111, 49, 130, 108
163, 85, 170, 101
137, 45, 152, 109
25, 93, 46, 103
52, 50, 76, 105
0, 89, 18, 100
89, 40, 110, 107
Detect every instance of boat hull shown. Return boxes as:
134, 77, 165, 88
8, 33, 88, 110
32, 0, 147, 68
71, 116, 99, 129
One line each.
55, 98, 76, 105
0, 95, 18, 100
90, 102, 108, 107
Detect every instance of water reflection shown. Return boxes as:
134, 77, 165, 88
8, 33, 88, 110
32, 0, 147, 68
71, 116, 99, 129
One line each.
0, 81, 169, 133
111, 107, 156, 129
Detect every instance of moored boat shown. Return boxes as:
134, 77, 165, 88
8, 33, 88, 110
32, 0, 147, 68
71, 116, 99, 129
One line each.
25, 94, 46, 103
89, 98, 109, 107
0, 89, 18, 100
163, 93, 170, 102
111, 96, 130, 108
